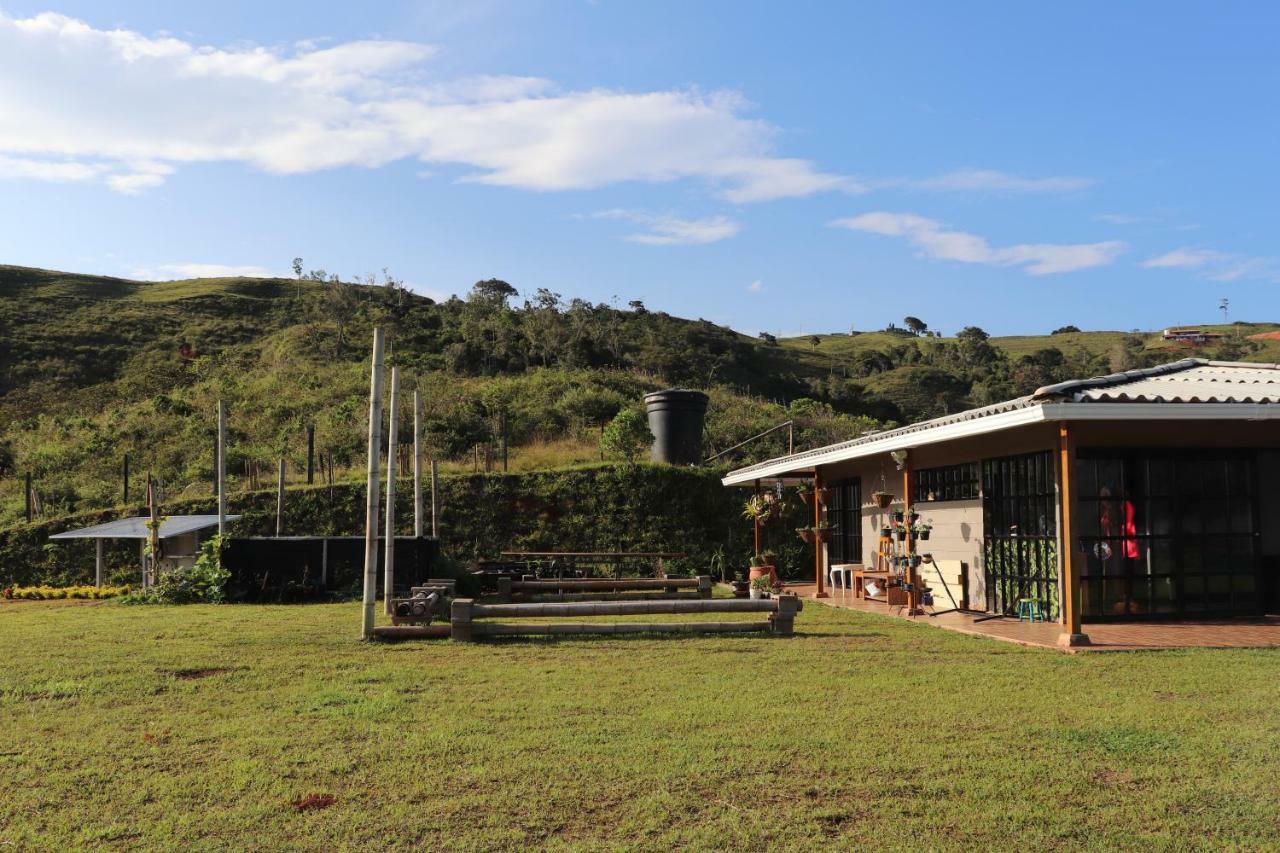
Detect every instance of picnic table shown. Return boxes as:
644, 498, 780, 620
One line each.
498, 551, 685, 579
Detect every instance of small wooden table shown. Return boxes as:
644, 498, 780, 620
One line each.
854, 569, 906, 605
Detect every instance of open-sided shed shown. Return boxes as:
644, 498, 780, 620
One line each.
50, 515, 241, 587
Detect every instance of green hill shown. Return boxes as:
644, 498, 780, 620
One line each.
0, 263, 1275, 529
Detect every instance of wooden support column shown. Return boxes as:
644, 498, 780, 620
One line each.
814, 468, 828, 598
1057, 422, 1091, 647
361, 328, 386, 640
903, 456, 923, 615
752, 479, 762, 555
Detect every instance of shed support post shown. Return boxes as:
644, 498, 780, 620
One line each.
384, 366, 400, 615
95, 539, 104, 589
361, 328, 386, 640
814, 468, 828, 598
1057, 422, 1091, 647
321, 537, 329, 588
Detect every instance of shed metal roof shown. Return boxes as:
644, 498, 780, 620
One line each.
49, 515, 240, 540
723, 359, 1280, 486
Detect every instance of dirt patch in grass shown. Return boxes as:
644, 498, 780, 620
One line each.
1093, 769, 1135, 787
291, 794, 336, 812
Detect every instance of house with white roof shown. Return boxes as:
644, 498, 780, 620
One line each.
723, 359, 1280, 645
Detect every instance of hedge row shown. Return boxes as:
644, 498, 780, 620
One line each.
0, 464, 817, 588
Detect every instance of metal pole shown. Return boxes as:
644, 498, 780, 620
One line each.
430, 458, 439, 538
217, 400, 227, 537
24, 472, 31, 523
413, 389, 424, 538
275, 458, 286, 537
361, 328, 386, 640
95, 539, 104, 589
384, 366, 400, 615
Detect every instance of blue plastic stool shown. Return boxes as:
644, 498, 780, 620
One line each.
1016, 598, 1045, 623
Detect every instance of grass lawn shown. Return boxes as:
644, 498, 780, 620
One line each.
2, 601, 1279, 850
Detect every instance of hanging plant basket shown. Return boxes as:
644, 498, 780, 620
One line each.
892, 510, 905, 523
872, 491, 894, 509
814, 526, 834, 543
917, 529, 931, 541
896, 529, 908, 541
796, 527, 816, 544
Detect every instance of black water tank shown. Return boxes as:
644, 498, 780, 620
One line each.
644, 389, 709, 465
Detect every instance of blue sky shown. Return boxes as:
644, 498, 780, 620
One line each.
0, 2, 1276, 335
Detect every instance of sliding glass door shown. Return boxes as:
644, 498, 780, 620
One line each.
1076, 451, 1260, 619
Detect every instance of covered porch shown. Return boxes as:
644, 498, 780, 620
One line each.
786, 581, 1280, 652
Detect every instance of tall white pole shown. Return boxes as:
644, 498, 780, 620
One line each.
361, 328, 386, 640
413, 388, 424, 539
216, 400, 226, 537
383, 366, 400, 615
95, 539, 104, 589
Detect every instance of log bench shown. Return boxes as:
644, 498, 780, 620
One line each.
450, 594, 802, 641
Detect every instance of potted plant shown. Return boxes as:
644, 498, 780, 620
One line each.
748, 550, 778, 584
813, 521, 834, 543
796, 526, 816, 544
895, 525, 908, 542
914, 520, 933, 541
750, 574, 777, 600
795, 482, 814, 506
892, 510, 905, 523
743, 493, 780, 525
872, 490, 894, 509
908, 511, 920, 525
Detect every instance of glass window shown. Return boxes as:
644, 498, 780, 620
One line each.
914, 462, 979, 503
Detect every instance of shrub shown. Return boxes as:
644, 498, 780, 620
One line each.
127, 535, 230, 605
600, 409, 653, 463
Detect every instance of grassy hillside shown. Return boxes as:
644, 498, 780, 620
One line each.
0, 263, 1275, 531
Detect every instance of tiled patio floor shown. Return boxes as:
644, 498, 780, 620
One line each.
786, 582, 1280, 652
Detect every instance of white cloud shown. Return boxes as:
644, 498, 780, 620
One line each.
832, 212, 1125, 275
0, 12, 845, 200
747, 279, 764, 293
1143, 247, 1279, 283
132, 263, 279, 280
905, 169, 1092, 194
592, 209, 740, 245
1142, 248, 1224, 270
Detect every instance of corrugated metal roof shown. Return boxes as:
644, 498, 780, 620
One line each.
721, 394, 1039, 482
724, 359, 1280, 485
49, 515, 240, 540
1032, 359, 1280, 403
